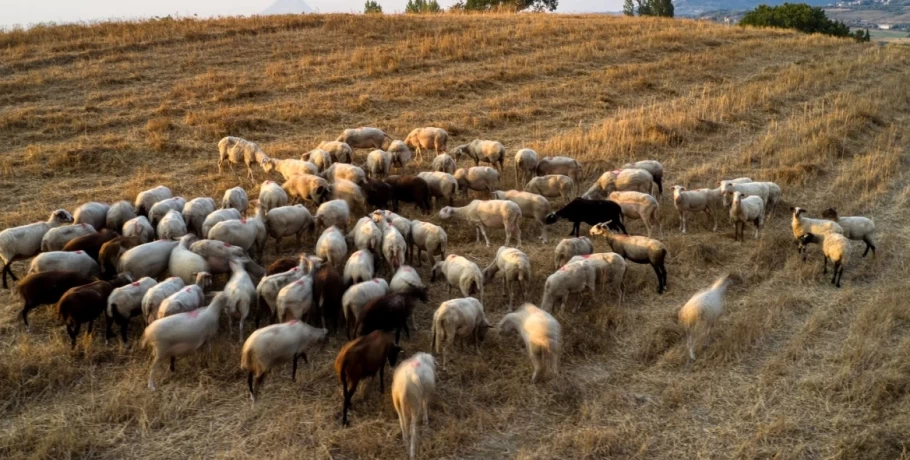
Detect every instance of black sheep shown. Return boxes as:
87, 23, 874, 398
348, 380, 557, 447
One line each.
545, 198, 627, 237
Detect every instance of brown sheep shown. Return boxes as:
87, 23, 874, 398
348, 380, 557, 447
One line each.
267, 257, 299, 276
98, 235, 143, 277
312, 263, 344, 336
63, 229, 119, 264
385, 175, 432, 215
17, 270, 96, 331
335, 330, 402, 426
57, 273, 133, 348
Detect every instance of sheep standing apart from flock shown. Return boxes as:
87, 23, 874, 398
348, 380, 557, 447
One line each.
609, 191, 663, 239
221, 186, 249, 215
678, 274, 736, 360
590, 222, 668, 294
439, 200, 522, 248
391, 352, 437, 460
336, 127, 394, 150
156, 272, 212, 320
208, 202, 267, 260
821, 208, 876, 257
156, 209, 187, 241
106, 200, 136, 233
730, 191, 765, 241
491, 190, 551, 243
73, 202, 109, 230
498, 303, 561, 383
134, 186, 172, 217
432, 153, 456, 175
404, 127, 448, 163
323, 162, 367, 186
545, 198, 626, 238
431, 298, 491, 367
554, 236, 594, 270
622, 160, 664, 199
265, 204, 314, 253
317, 141, 354, 164
223, 258, 256, 341
28, 250, 100, 278
182, 197, 216, 237
671, 186, 721, 233
316, 226, 348, 269
335, 330, 402, 426
57, 273, 133, 348
525, 175, 577, 205
482, 246, 531, 310
141, 276, 185, 324
417, 172, 459, 209
798, 232, 850, 287
567, 254, 627, 308
241, 320, 328, 404
342, 279, 390, 339
217, 136, 270, 181
41, 223, 96, 252
0, 209, 73, 289
431, 255, 484, 303
201, 208, 242, 238
514, 148, 538, 187
281, 174, 331, 205
388, 140, 413, 169
364, 149, 393, 179
453, 166, 500, 198
408, 220, 447, 267
106, 276, 157, 344
453, 139, 506, 172
535, 156, 582, 184
259, 180, 289, 213
122, 216, 155, 243
540, 260, 597, 313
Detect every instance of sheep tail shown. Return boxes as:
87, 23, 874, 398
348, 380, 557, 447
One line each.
240, 345, 255, 373
431, 318, 439, 354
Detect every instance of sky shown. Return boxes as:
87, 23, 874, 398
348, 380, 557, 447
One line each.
1, 0, 624, 29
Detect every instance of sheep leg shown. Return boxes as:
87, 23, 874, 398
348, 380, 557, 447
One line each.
120, 321, 129, 345
20, 302, 33, 331
247, 372, 256, 403
148, 359, 160, 391
67, 323, 80, 349
687, 331, 696, 361
341, 380, 356, 427
292, 353, 300, 381
679, 211, 686, 233
379, 365, 385, 394
105, 314, 114, 344
862, 238, 875, 257
274, 236, 282, 254
474, 226, 481, 244
170, 356, 176, 372
823, 256, 828, 274
478, 225, 491, 248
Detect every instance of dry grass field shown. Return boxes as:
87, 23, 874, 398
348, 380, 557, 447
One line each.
2, 12, 910, 459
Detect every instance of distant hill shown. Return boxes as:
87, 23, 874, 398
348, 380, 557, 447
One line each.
261, 0, 312, 15
676, 0, 832, 16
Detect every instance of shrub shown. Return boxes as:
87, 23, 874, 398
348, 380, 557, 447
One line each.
740, 3, 851, 38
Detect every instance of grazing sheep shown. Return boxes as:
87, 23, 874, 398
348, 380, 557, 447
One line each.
73, 202, 109, 230
609, 191, 663, 239
342, 279, 390, 339
730, 192, 765, 241
798, 232, 850, 288
540, 260, 597, 313
392, 352, 437, 460
408, 220, 447, 267
259, 180, 289, 212
218, 136, 270, 181
790, 207, 844, 243
1, 209, 74, 289
622, 160, 664, 198
514, 148, 538, 187
554, 237, 594, 270
41, 223, 96, 252
187, 238, 247, 269
98, 235, 142, 277
453, 139, 506, 172
678, 274, 736, 360
336, 127, 394, 150
348, 217, 383, 257
156, 272, 212, 319
388, 140, 413, 168
381, 224, 408, 275
335, 330, 402, 426
498, 303, 561, 382
315, 226, 348, 268
106, 276, 157, 344
432, 153, 456, 174
545, 198, 626, 238
364, 149, 393, 179
385, 175, 432, 214
590, 222, 668, 294
182, 197, 216, 237
122, 216, 155, 243
671, 186, 721, 233
312, 262, 344, 334
57, 274, 133, 348
142, 292, 228, 390
345, 250, 377, 286
224, 258, 257, 341
221, 186, 249, 215
106, 201, 136, 233
525, 175, 577, 205
317, 140, 354, 164
720, 181, 770, 209
821, 208, 876, 257
283, 174, 332, 206
439, 200, 522, 248
372, 210, 413, 251
28, 250, 100, 278
156, 209, 187, 241
567, 253, 627, 308
141, 276, 185, 324
63, 228, 118, 262
453, 166, 500, 198
17, 270, 95, 331
491, 190, 551, 243
265, 204, 315, 253
135, 186, 173, 217
331, 179, 368, 216
584, 169, 654, 198
536, 156, 581, 184
404, 127, 448, 163
263, 157, 319, 180
149, 197, 187, 228
417, 171, 459, 209
208, 202, 267, 259
431, 255, 484, 302
118, 239, 180, 280
431, 299, 490, 367
362, 179, 393, 210
301, 148, 333, 173
277, 276, 314, 322
201, 208, 242, 238
323, 162, 367, 186
315, 199, 351, 234
390, 266, 424, 296
758, 181, 782, 212
255, 255, 313, 326
482, 246, 531, 310
241, 320, 328, 403
355, 285, 429, 343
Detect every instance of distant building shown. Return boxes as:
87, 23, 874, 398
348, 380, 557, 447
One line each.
879, 24, 892, 30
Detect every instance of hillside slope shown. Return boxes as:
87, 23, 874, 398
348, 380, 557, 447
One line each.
1, 14, 909, 459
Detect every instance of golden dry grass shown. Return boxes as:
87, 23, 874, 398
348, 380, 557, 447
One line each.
2, 12, 910, 459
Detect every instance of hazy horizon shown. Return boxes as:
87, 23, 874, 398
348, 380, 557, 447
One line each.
3, 0, 624, 29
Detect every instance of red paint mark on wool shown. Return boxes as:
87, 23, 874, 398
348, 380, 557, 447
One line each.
241, 219, 247, 224
296, 280, 304, 285
185, 288, 191, 292
582, 254, 591, 259
223, 242, 231, 247
411, 361, 420, 368
403, 267, 411, 272
186, 309, 200, 318
80, 223, 86, 228
75, 251, 83, 254
286, 319, 300, 324
131, 281, 140, 287
373, 279, 380, 283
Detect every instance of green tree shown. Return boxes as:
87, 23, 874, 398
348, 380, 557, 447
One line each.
463, 0, 559, 12
405, 0, 441, 13
628, 0, 673, 18
364, 0, 383, 14
623, 0, 635, 16
740, 3, 851, 38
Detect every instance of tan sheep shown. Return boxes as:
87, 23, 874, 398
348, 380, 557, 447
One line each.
452, 139, 506, 172
404, 127, 448, 163
490, 190, 551, 242
439, 200, 522, 248
525, 175, 577, 205
609, 191, 663, 239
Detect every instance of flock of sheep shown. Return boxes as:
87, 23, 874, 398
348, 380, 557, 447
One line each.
0, 125, 879, 459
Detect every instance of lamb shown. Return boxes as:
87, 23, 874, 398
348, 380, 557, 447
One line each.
142, 292, 228, 390
385, 175, 432, 214
381, 224, 408, 275
720, 181, 770, 209
453, 166, 500, 198
331, 179, 367, 216
208, 202, 267, 259
322, 162, 367, 185
317, 140, 354, 164
553, 236, 594, 270
431, 254, 484, 302
181, 197, 216, 236
391, 352, 437, 460
609, 191, 663, 239
98, 235, 142, 276
315, 226, 348, 268
452, 139, 506, 172
590, 222, 668, 294
364, 149, 393, 179
217, 136, 270, 181
122, 216, 155, 243
224, 258, 257, 341
41, 223, 96, 252
156, 209, 187, 241
362, 179, 393, 210
408, 220, 447, 267
670, 185, 721, 233
105, 276, 157, 344
201, 208, 242, 238
221, 186, 249, 215
821, 208, 876, 257
255, 255, 313, 326
27, 250, 100, 278
315, 199, 351, 234
301, 148, 333, 173
535, 156, 582, 184
730, 191, 765, 241
73, 202, 109, 230
134, 185, 172, 217
388, 140, 413, 168
63, 228, 118, 262
259, 180, 289, 212
514, 148, 539, 187
678, 274, 736, 360
798, 232, 850, 288
342, 279, 390, 339
106, 200, 136, 233
276, 276, 314, 322
404, 127, 448, 163
567, 253, 627, 308
336, 127, 394, 150
156, 272, 212, 319
491, 190, 551, 242
482, 246, 531, 310
118, 239, 180, 280
265, 204, 314, 253
417, 171, 459, 208
148, 196, 187, 228
545, 198, 626, 238
57, 273, 133, 348
622, 160, 664, 198
431, 298, 491, 367
241, 320, 328, 403
355, 285, 429, 343
312, 262, 344, 334
1, 209, 73, 289
141, 276, 185, 323
335, 330, 402, 426
540, 260, 597, 313
439, 200, 522, 248
262, 157, 319, 180
584, 169, 654, 198
432, 153, 456, 174
525, 175, 577, 205
17, 270, 95, 331
498, 303, 561, 382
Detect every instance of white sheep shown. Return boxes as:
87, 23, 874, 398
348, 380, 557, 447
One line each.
182, 197, 216, 237
315, 225, 348, 268
720, 181, 770, 209
554, 236, 594, 270
431, 254, 484, 302
122, 216, 155, 243
678, 274, 736, 360
432, 153, 456, 175
217, 137, 270, 181
169, 234, 210, 285
263, 157, 320, 179
439, 200, 522, 248
156, 272, 212, 319
118, 239, 180, 280
391, 352, 437, 460
142, 292, 228, 390
337, 127, 393, 150
202, 208, 242, 238
259, 180, 289, 212
208, 202, 267, 259
141, 276, 185, 324
265, 204, 314, 253
730, 191, 765, 241
821, 207, 876, 257
482, 246, 531, 309
322, 162, 367, 185
622, 160, 664, 199
106, 200, 136, 233
381, 224, 408, 274
498, 303, 560, 382
276, 275, 314, 322
391, 265, 424, 295
344, 250, 375, 286
316, 140, 354, 164
408, 220, 447, 267
41, 223, 96, 252
27, 250, 100, 277
348, 216, 383, 256
583, 168, 654, 199
417, 171, 459, 209
221, 186, 249, 215
609, 191, 663, 239
0, 209, 73, 288
330, 179, 367, 216
490, 190, 551, 243
255, 255, 313, 325
790, 206, 844, 241
364, 149, 393, 179
388, 140, 413, 168
431, 298, 490, 368
535, 156, 582, 184
540, 260, 597, 313
797, 232, 849, 288
241, 320, 328, 403
156, 209, 187, 241
525, 175, 576, 204
453, 166, 500, 198
341, 278, 390, 338
514, 148, 538, 187
224, 258, 256, 341
315, 199, 351, 234
371, 210, 412, 247
301, 148, 333, 172
73, 202, 109, 230
188, 239, 247, 267
106, 276, 157, 343
149, 196, 187, 228
404, 127, 448, 163
135, 185, 172, 217
567, 253, 627, 308
671, 185, 722, 233
453, 139, 506, 172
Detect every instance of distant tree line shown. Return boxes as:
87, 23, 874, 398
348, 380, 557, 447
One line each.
363, 0, 559, 14
623, 0, 674, 17
364, 0, 382, 14
740, 3, 870, 42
